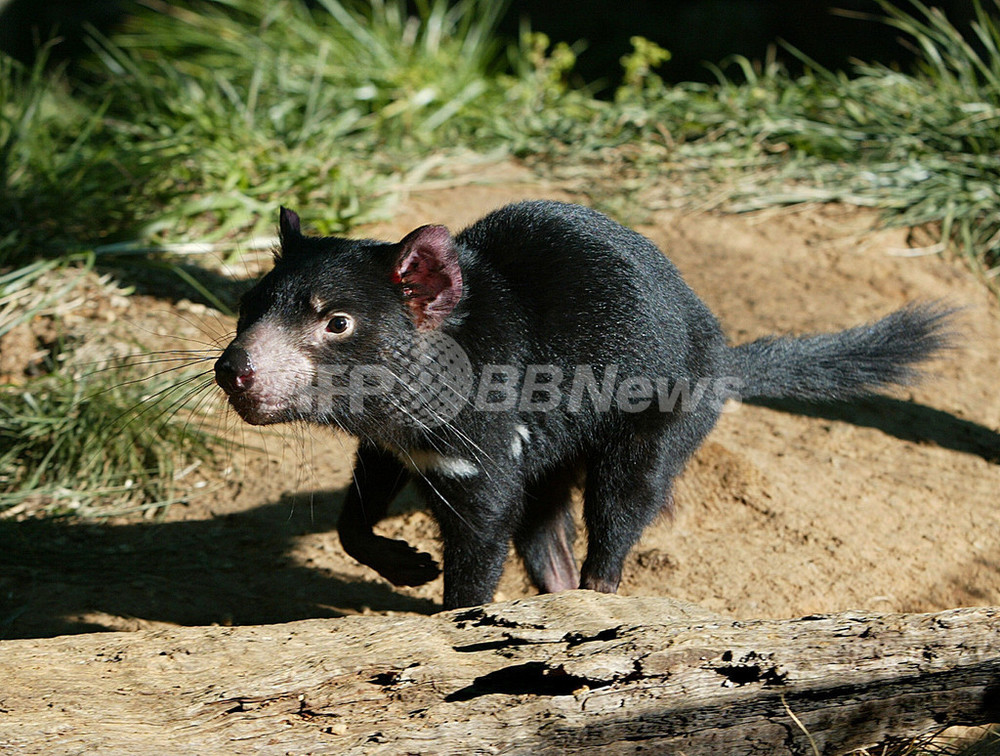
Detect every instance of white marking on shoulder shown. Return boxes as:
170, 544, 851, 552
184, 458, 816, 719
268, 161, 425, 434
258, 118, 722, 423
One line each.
402, 449, 479, 479
511, 424, 531, 460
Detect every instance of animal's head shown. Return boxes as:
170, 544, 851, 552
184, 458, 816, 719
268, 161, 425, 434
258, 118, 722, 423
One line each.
214, 208, 464, 431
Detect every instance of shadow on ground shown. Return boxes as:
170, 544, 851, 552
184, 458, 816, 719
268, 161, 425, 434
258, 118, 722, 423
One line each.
749, 396, 1000, 463
0, 487, 438, 641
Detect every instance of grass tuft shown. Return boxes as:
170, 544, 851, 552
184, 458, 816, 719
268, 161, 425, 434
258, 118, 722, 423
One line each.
0, 362, 218, 518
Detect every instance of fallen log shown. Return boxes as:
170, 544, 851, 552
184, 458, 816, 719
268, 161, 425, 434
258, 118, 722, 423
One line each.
0, 592, 997, 755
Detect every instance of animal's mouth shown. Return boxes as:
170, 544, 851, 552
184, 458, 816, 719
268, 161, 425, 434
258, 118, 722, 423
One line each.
225, 391, 286, 426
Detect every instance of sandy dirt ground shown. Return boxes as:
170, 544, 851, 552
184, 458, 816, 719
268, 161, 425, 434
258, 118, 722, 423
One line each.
3, 160, 999, 640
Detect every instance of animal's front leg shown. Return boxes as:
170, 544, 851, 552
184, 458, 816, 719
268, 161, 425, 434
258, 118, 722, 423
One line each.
422, 473, 523, 609
338, 443, 440, 586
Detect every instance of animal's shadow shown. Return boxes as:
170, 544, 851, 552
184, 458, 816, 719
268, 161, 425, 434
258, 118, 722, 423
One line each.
0, 487, 438, 641
747, 395, 1000, 463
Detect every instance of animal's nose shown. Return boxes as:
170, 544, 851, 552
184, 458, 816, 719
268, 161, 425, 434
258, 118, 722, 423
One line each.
215, 345, 255, 394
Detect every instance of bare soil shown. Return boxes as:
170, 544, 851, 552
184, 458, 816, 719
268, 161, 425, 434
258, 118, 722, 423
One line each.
3, 160, 1000, 640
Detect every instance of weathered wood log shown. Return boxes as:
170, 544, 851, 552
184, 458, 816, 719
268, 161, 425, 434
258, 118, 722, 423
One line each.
1, 592, 998, 755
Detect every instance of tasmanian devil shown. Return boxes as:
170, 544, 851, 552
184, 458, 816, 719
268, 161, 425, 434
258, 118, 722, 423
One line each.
214, 200, 952, 609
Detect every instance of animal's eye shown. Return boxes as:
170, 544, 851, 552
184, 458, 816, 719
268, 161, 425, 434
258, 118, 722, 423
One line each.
326, 313, 355, 338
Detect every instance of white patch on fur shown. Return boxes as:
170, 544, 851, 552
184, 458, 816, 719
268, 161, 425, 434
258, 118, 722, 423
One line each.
402, 450, 479, 478
240, 321, 315, 414
511, 424, 531, 460
511, 436, 522, 460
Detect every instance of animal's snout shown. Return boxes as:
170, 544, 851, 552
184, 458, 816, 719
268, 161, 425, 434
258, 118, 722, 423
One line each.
215, 345, 255, 395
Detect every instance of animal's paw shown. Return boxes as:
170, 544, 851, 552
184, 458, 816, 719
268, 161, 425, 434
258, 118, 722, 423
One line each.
375, 537, 441, 586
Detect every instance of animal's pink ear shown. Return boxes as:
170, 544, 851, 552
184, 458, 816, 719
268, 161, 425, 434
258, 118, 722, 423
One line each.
279, 206, 301, 241
394, 225, 463, 331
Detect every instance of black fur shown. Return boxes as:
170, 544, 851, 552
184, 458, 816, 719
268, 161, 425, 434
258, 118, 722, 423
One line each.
215, 200, 953, 608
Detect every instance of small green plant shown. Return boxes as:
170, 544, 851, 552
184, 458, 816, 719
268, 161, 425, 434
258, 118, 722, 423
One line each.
617, 36, 671, 101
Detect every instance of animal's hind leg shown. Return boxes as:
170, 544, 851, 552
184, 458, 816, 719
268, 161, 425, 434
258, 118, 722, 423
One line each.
514, 465, 579, 594
580, 431, 686, 594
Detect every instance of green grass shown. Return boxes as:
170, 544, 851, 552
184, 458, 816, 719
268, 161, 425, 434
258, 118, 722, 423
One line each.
704, 0, 1000, 277
3, 0, 993, 273
0, 362, 217, 517
0, 253, 94, 340
0, 0, 518, 264
4, 0, 1000, 517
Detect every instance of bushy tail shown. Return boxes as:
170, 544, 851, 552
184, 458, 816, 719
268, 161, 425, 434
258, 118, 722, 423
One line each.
730, 304, 956, 402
